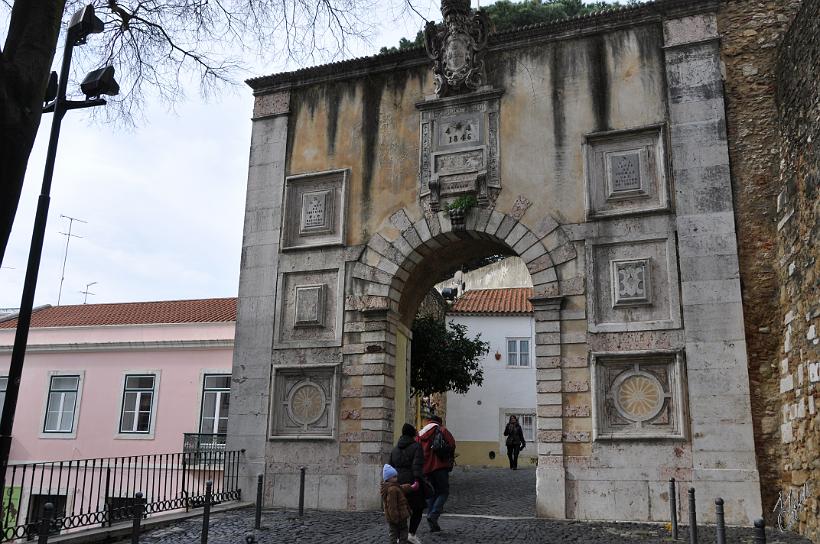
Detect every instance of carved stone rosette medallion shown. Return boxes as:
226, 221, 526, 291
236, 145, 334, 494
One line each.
424, 0, 489, 97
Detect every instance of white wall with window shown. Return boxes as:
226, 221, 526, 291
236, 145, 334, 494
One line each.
445, 313, 536, 467
0, 298, 236, 463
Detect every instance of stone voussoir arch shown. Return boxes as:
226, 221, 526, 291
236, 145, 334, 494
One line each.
344, 205, 578, 518
347, 206, 578, 315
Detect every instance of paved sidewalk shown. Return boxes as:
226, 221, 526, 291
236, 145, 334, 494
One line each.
137, 507, 812, 544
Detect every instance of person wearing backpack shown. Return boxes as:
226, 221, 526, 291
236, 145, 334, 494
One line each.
417, 414, 456, 533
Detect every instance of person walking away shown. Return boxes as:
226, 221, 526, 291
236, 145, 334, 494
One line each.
390, 423, 426, 544
381, 464, 416, 543
503, 415, 526, 470
417, 415, 456, 533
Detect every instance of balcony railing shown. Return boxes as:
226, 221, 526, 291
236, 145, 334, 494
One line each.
183, 433, 226, 454
1, 450, 242, 542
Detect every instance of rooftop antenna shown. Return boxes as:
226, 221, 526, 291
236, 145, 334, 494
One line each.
57, 214, 87, 305
79, 281, 97, 304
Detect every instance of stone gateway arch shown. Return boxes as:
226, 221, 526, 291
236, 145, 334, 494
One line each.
228, 0, 762, 523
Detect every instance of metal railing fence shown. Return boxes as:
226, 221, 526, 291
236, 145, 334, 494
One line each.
0, 450, 241, 542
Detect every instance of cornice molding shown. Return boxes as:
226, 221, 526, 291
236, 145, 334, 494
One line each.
0, 339, 234, 354
247, 0, 720, 94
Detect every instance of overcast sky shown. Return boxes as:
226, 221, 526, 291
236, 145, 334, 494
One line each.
2, 0, 611, 309
0, 1, 445, 309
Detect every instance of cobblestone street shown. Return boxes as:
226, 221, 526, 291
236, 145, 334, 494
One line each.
138, 508, 812, 544
446, 466, 536, 517
134, 468, 812, 543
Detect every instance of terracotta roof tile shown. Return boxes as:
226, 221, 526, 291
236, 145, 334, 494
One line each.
0, 298, 237, 329
448, 288, 533, 315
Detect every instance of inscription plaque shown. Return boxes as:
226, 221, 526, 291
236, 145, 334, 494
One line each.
437, 115, 482, 148
435, 149, 484, 173
417, 89, 502, 212
608, 152, 642, 193
300, 190, 332, 234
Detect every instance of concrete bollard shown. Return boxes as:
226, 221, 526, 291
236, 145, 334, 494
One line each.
131, 492, 144, 544
201, 481, 213, 544
37, 502, 54, 544
753, 518, 767, 544
669, 478, 679, 540
715, 498, 726, 544
688, 487, 698, 544
255, 474, 263, 530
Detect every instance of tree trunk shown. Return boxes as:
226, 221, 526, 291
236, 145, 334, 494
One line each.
0, 0, 66, 267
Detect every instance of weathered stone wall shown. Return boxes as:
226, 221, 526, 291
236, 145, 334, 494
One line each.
716, 0, 801, 523
774, 0, 820, 539
232, 0, 763, 523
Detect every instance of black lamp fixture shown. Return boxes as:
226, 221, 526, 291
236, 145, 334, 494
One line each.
67, 4, 105, 44
81, 66, 120, 99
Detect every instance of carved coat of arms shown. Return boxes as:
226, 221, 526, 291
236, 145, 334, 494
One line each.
424, 0, 489, 97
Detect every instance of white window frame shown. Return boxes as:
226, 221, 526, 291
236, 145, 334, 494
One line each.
515, 413, 536, 443
39, 371, 84, 440
505, 337, 531, 367
199, 373, 231, 435
115, 371, 161, 439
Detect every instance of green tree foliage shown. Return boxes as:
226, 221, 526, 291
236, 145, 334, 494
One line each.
380, 0, 623, 54
411, 315, 489, 396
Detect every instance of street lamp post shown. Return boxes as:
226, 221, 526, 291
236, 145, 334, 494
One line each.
0, 5, 119, 488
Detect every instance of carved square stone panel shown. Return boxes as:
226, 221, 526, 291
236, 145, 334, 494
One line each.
587, 236, 681, 332
282, 170, 348, 250
611, 258, 651, 307
591, 350, 686, 440
584, 124, 668, 219
275, 269, 343, 348
294, 284, 326, 327
417, 89, 503, 212
270, 366, 337, 438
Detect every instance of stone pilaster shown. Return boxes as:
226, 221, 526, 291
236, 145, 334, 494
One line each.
663, 13, 762, 524
532, 295, 566, 518
226, 92, 290, 503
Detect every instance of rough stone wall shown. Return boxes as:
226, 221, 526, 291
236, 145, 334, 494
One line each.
717, 0, 801, 519
774, 0, 820, 539
416, 289, 447, 321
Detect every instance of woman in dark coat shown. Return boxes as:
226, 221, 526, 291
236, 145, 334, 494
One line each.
503, 415, 526, 470
390, 423, 426, 544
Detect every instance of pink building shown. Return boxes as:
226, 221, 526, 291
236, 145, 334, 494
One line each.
0, 299, 237, 538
